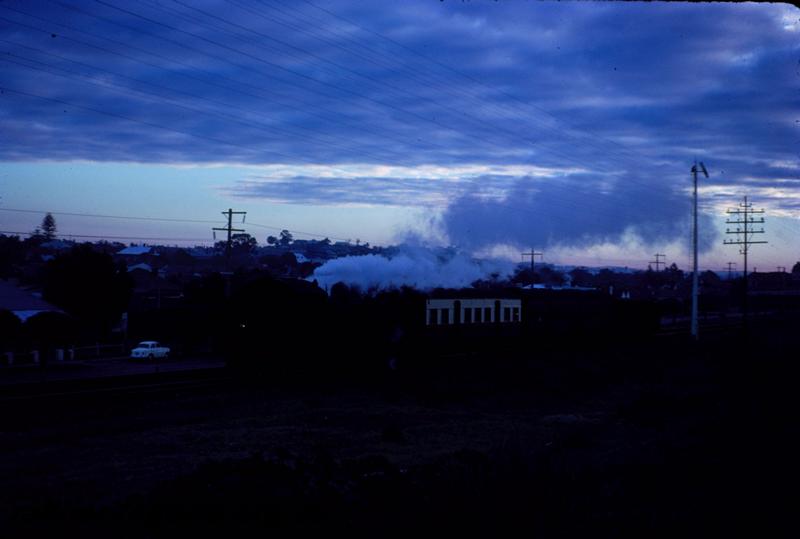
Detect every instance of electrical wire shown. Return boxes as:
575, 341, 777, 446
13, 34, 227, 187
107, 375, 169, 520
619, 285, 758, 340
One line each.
1, 2, 792, 262
0, 229, 212, 242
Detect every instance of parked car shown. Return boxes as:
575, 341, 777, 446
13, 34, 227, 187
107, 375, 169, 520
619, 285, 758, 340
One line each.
130, 341, 170, 360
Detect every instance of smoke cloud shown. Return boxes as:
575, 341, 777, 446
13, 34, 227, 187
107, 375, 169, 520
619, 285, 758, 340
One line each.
310, 245, 515, 292
441, 173, 719, 254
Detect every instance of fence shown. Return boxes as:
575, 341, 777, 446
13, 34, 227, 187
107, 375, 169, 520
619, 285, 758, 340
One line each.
1, 343, 128, 366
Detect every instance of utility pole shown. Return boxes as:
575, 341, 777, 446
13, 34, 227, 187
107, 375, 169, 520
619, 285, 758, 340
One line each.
725, 261, 736, 280
691, 161, 708, 340
649, 253, 666, 272
212, 208, 247, 269
723, 196, 766, 329
521, 249, 543, 272
521, 249, 543, 288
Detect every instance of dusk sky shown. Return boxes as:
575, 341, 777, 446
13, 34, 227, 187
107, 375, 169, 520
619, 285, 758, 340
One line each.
1, 0, 798, 270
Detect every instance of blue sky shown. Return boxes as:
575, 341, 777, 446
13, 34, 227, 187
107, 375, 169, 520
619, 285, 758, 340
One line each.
0, 0, 798, 269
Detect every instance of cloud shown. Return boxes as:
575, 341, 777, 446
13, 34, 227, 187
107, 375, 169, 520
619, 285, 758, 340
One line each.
224, 163, 574, 206
0, 1, 795, 173
440, 172, 719, 253
1, 0, 797, 252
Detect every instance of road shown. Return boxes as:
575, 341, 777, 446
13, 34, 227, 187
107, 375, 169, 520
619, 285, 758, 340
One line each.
0, 355, 225, 387
0, 325, 797, 535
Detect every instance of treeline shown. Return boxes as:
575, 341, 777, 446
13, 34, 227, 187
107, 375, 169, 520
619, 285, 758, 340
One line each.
223, 274, 663, 380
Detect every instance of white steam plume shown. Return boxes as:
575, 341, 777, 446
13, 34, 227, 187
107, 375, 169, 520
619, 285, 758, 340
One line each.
310, 245, 514, 292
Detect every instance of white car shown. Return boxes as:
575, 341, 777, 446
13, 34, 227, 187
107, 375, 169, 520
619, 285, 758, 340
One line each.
130, 341, 170, 360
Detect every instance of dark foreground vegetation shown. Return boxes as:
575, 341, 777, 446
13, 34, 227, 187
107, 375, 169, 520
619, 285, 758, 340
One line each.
3, 236, 799, 535
2, 313, 797, 536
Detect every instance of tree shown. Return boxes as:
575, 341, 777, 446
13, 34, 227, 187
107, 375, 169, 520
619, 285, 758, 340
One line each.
41, 213, 57, 240
231, 233, 257, 255
266, 235, 278, 246
42, 244, 133, 334
24, 311, 76, 361
792, 261, 800, 275
279, 229, 293, 246
569, 267, 593, 287
0, 309, 23, 351
0, 234, 25, 278
539, 266, 565, 286
700, 270, 722, 288
214, 233, 257, 258
511, 267, 537, 286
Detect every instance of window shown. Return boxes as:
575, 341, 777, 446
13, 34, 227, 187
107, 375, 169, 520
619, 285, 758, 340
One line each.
464, 307, 473, 324
504, 307, 511, 322
475, 307, 482, 323
429, 309, 438, 325
484, 307, 492, 322
441, 308, 450, 325
512, 307, 520, 322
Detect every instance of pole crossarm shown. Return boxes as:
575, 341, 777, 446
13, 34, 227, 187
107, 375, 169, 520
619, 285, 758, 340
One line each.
521, 250, 543, 272
649, 253, 666, 271
723, 195, 766, 331
212, 208, 248, 269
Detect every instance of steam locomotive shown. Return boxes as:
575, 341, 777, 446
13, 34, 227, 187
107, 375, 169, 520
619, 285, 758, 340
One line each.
222, 276, 660, 378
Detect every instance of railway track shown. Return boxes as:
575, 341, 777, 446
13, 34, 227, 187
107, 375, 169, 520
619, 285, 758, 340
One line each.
656, 310, 785, 337
0, 368, 229, 403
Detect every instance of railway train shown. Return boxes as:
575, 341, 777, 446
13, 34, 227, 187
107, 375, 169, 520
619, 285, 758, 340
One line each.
222, 276, 661, 378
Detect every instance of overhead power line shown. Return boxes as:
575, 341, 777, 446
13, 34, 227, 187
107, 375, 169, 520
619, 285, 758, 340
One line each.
724, 195, 767, 331
3, 4, 680, 195
0, 50, 418, 165
165, 0, 646, 175
212, 208, 246, 266
0, 229, 211, 242
36, 0, 651, 175
0, 6, 453, 156
0, 207, 223, 224
292, 0, 650, 165
255, 0, 651, 169
3, 2, 768, 236
0, 207, 365, 244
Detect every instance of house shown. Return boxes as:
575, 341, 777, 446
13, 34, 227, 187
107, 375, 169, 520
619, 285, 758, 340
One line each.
39, 239, 73, 251
116, 245, 152, 256
426, 298, 522, 326
127, 262, 153, 273
0, 279, 62, 322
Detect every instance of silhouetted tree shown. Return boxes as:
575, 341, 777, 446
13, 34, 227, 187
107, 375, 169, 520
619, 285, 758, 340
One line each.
166, 248, 195, 267
42, 244, 133, 335
41, 213, 57, 240
214, 233, 257, 256
279, 229, 293, 246
29, 226, 45, 245
539, 266, 565, 286
511, 267, 537, 286
24, 311, 76, 361
569, 267, 593, 287
266, 235, 278, 245
665, 263, 685, 287
231, 233, 257, 254
700, 270, 722, 288
0, 309, 23, 351
792, 261, 800, 275
0, 234, 25, 278
280, 252, 298, 268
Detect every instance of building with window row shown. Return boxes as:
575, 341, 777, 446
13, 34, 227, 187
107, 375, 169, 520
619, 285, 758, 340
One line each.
425, 298, 521, 326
